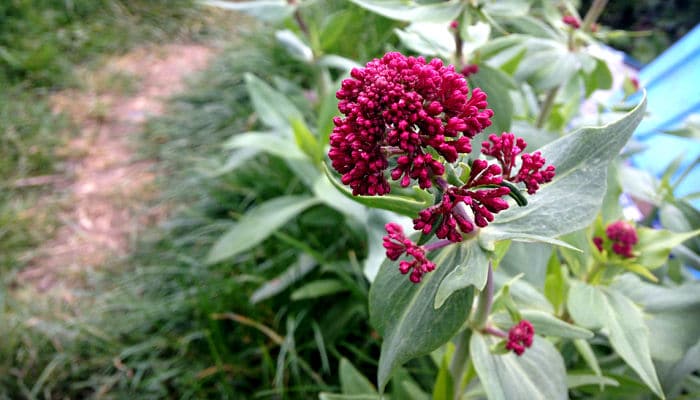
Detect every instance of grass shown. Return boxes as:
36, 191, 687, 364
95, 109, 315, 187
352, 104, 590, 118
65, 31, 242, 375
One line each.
1, 25, 381, 398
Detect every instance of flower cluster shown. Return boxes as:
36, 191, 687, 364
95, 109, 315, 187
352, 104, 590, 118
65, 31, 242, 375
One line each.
328, 52, 493, 196
329, 52, 556, 282
594, 220, 638, 258
383, 223, 435, 283
506, 320, 535, 356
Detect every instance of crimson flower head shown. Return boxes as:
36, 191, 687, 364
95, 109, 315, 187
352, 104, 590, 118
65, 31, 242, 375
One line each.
506, 320, 535, 356
562, 15, 581, 29
382, 223, 436, 283
328, 52, 493, 196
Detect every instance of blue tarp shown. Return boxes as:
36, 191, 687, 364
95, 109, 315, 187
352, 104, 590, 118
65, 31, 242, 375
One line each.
629, 23, 700, 204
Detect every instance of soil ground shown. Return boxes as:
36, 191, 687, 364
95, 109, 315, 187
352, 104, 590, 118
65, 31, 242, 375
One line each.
18, 43, 216, 292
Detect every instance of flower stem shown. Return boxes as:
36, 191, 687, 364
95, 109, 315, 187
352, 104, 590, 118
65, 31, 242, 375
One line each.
471, 262, 494, 329
449, 329, 471, 400
582, 0, 608, 32
535, 86, 559, 129
483, 325, 507, 338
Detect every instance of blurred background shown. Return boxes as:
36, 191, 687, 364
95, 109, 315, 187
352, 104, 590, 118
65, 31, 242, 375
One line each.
1, 0, 698, 398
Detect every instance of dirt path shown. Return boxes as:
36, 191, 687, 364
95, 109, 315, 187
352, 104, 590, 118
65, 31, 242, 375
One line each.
19, 43, 216, 292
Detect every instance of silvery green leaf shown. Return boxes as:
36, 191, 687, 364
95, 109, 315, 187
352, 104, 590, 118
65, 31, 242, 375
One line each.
568, 281, 665, 398
394, 23, 454, 58
204, 0, 294, 22
434, 239, 490, 308
224, 131, 306, 160
349, 0, 464, 23
206, 195, 321, 264
470, 333, 567, 400
369, 247, 474, 391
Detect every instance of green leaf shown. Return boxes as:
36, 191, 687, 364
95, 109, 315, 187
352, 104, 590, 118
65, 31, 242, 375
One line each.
521, 310, 593, 339
291, 118, 322, 163
544, 251, 566, 313
567, 282, 665, 398
340, 358, 377, 395
318, 394, 379, 400
434, 239, 489, 309
470, 333, 568, 400
635, 227, 700, 269
583, 57, 613, 97
250, 254, 317, 303
245, 73, 304, 131
469, 65, 514, 135
291, 279, 348, 300
369, 248, 475, 391
395, 23, 454, 59
481, 96, 647, 243
206, 195, 321, 264
203, 0, 294, 22
573, 339, 602, 378
323, 164, 431, 218
275, 30, 313, 62
349, 0, 464, 23
613, 274, 700, 363
225, 131, 306, 160
566, 373, 619, 389
432, 354, 454, 400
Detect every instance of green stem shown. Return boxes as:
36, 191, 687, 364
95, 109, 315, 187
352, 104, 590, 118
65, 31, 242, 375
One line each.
449, 329, 471, 400
535, 86, 559, 129
581, 0, 609, 32
471, 263, 494, 329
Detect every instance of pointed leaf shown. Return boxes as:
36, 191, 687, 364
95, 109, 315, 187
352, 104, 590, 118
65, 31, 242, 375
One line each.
635, 227, 700, 269
470, 333, 568, 400
245, 73, 303, 131
349, 0, 464, 23
434, 239, 490, 308
567, 282, 665, 398
291, 279, 348, 300
481, 96, 647, 243
369, 248, 475, 391
323, 164, 431, 217
520, 310, 593, 339
206, 195, 320, 264
250, 254, 317, 304
203, 0, 294, 22
225, 131, 306, 160
340, 358, 377, 395
566, 373, 619, 389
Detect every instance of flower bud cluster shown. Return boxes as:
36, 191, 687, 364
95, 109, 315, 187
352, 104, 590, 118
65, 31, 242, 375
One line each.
506, 320, 535, 356
594, 220, 638, 258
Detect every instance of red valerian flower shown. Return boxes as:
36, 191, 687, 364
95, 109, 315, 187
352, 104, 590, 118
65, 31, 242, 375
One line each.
506, 320, 535, 356
383, 223, 436, 283
481, 132, 556, 195
328, 52, 493, 195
